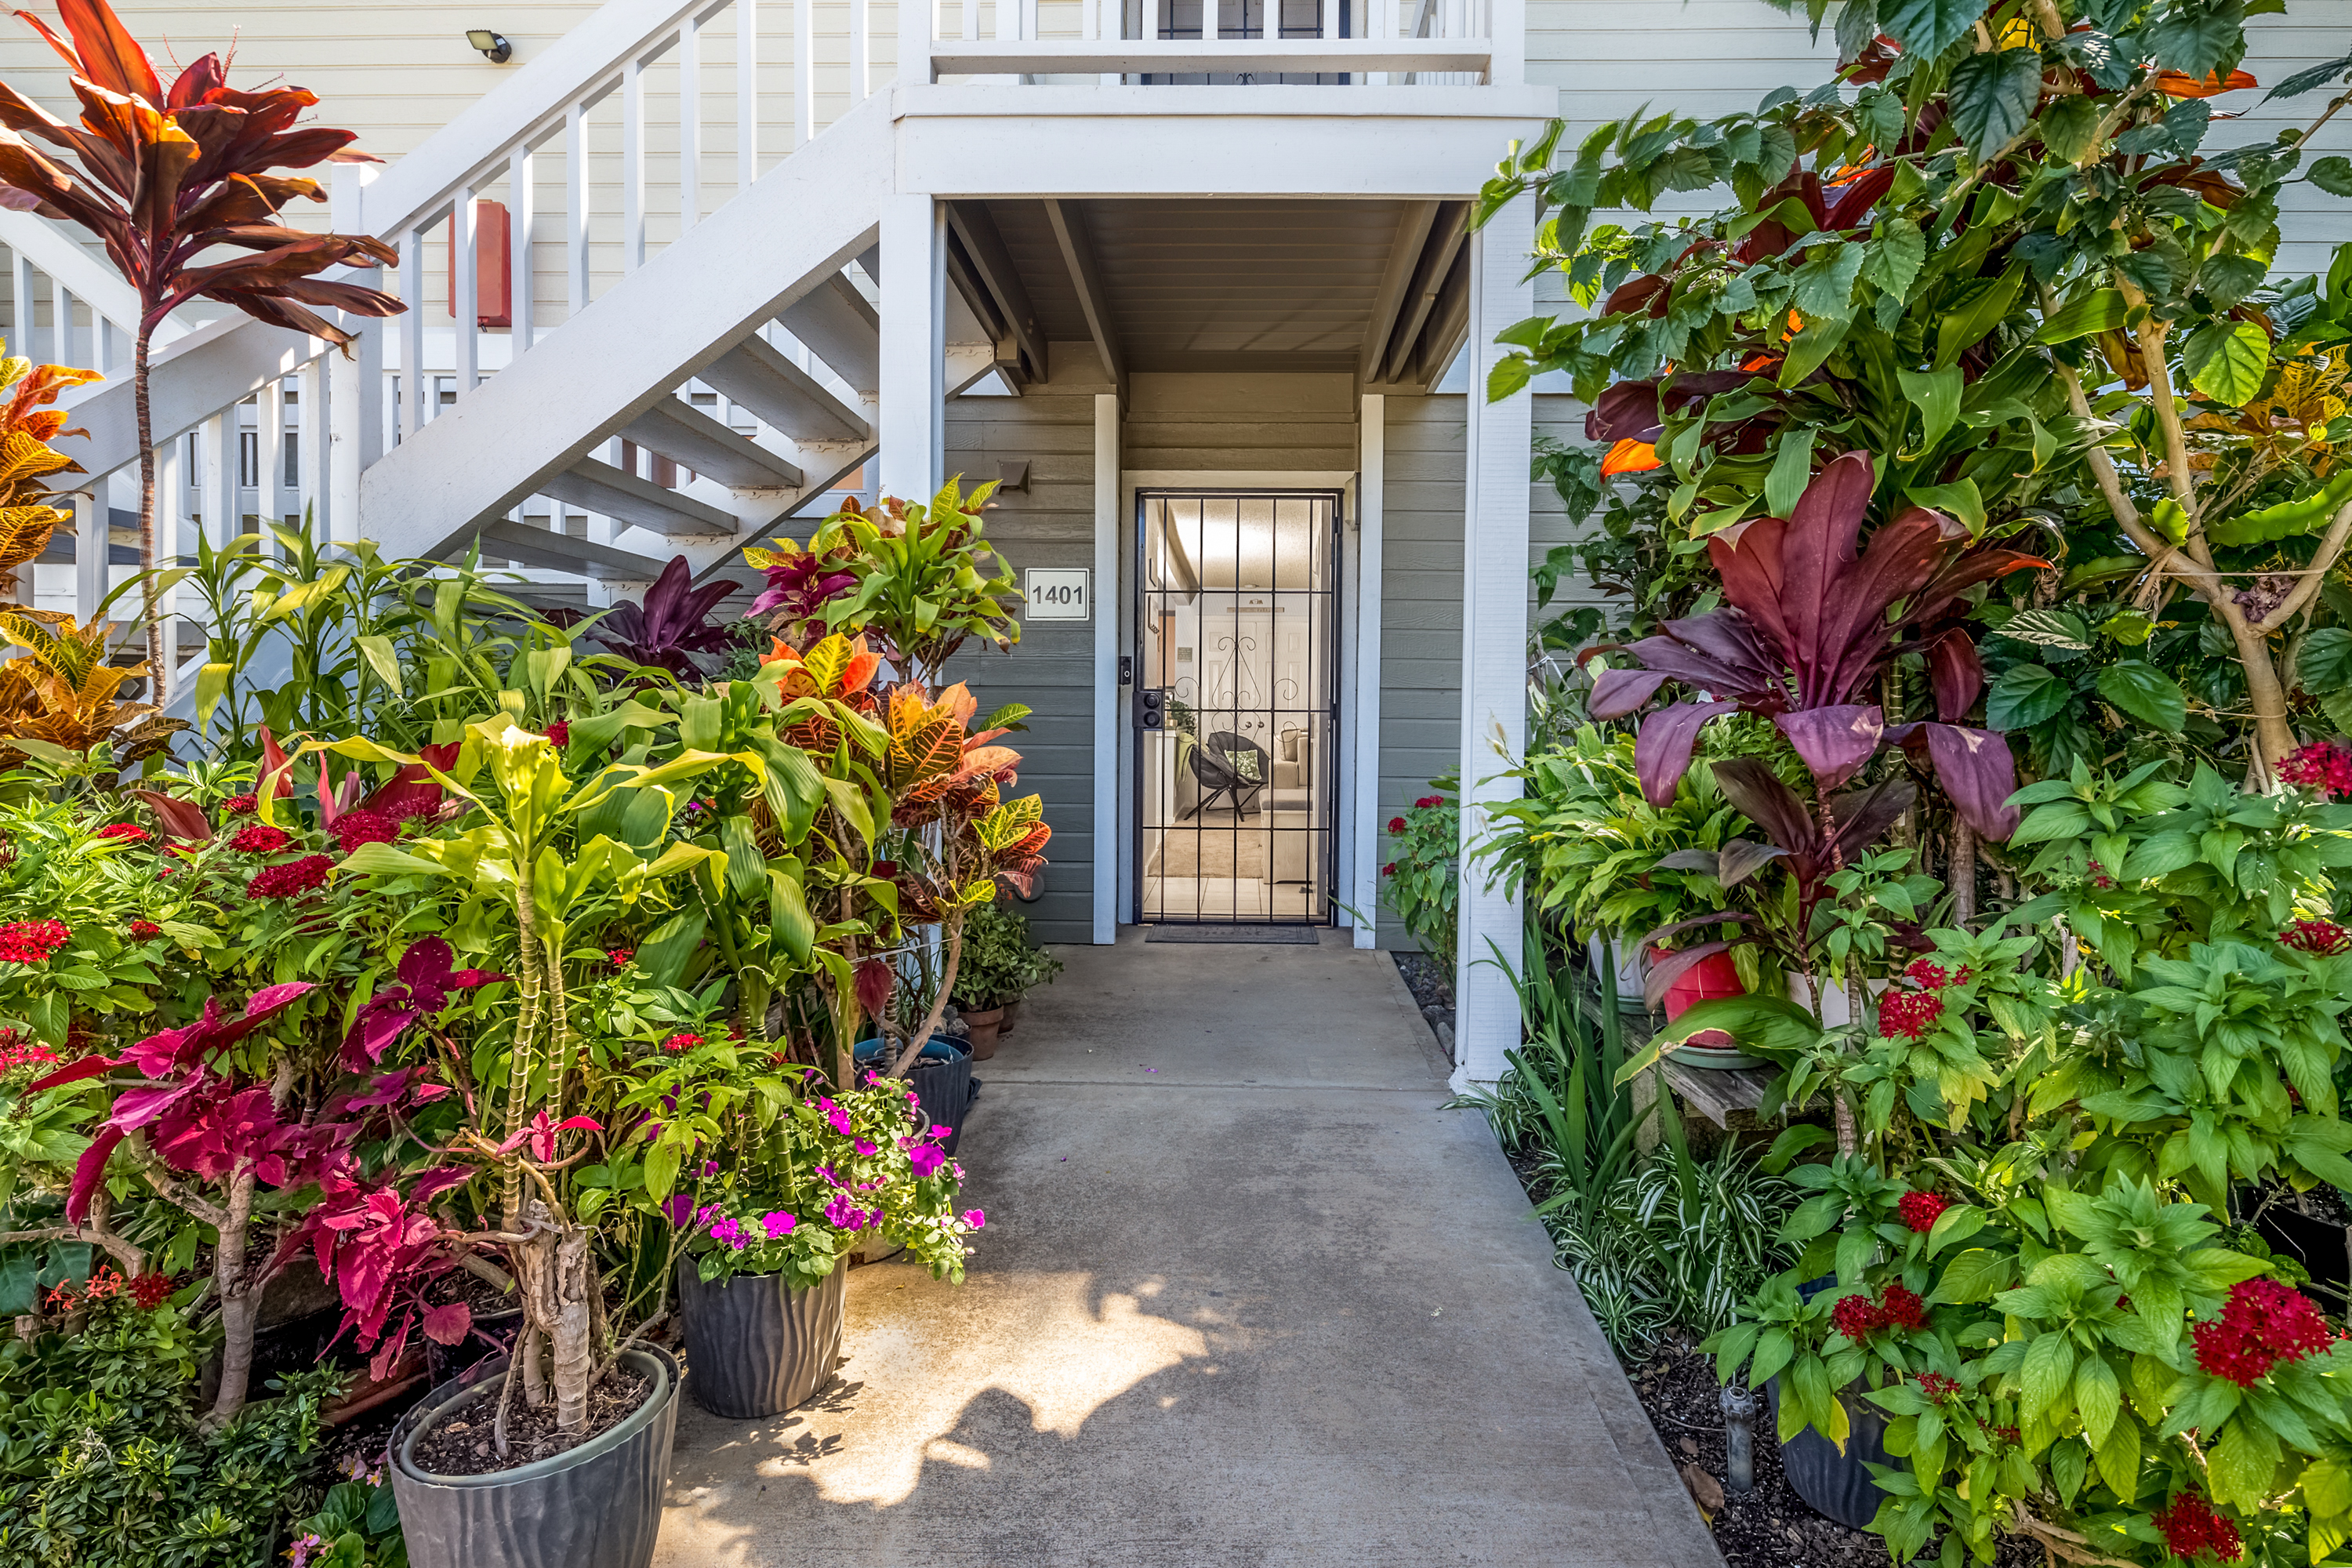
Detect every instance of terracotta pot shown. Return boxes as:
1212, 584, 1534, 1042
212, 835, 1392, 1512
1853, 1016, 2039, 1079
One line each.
999, 1000, 1022, 1035
959, 1005, 1005, 1060
1648, 946, 1744, 1045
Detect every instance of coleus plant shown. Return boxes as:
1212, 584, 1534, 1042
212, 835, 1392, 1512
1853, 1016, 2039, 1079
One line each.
1585, 452, 2044, 840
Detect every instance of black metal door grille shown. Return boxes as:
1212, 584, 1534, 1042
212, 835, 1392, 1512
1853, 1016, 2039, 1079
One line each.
1134, 491, 1341, 926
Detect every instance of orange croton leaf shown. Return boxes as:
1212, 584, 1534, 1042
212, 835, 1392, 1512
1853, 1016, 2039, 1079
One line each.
1602, 438, 1663, 477
2153, 69, 2256, 97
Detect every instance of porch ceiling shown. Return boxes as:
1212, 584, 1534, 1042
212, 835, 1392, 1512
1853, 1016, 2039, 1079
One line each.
951, 196, 1470, 390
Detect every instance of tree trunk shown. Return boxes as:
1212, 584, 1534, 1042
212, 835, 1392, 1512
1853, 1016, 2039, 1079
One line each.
1951, 819, 1976, 927
208, 1167, 260, 1421
550, 1225, 593, 1432
135, 327, 163, 686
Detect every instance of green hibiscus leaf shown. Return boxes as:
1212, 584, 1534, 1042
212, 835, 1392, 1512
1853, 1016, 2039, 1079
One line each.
2095, 660, 2188, 732
2181, 320, 2272, 406
1947, 48, 2044, 159
1987, 664, 2072, 729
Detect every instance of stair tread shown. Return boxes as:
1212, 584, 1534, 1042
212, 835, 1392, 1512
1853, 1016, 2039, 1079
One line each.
477, 518, 670, 581
621, 397, 804, 490
540, 456, 739, 539
700, 334, 870, 445
779, 274, 881, 398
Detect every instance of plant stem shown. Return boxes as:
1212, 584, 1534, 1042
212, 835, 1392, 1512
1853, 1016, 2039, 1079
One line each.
134, 326, 163, 688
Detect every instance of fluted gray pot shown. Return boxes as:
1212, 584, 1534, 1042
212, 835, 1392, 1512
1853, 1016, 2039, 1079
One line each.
677, 1260, 846, 1418
389, 1344, 678, 1568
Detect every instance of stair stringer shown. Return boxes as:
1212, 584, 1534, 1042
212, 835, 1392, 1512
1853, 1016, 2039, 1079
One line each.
357, 92, 895, 564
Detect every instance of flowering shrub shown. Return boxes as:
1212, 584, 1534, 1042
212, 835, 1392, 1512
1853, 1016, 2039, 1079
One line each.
1378, 775, 1461, 972
673, 1074, 981, 1291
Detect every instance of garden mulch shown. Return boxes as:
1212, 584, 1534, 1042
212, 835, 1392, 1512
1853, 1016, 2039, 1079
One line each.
1630, 1339, 2042, 1568
408, 1362, 652, 1475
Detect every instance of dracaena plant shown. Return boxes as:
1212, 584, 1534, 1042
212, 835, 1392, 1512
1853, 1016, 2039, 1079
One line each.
1479, 0, 2352, 781
1586, 451, 2044, 844
0, 0, 404, 675
573, 554, 742, 681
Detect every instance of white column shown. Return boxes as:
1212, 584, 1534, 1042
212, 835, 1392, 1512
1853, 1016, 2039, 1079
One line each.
1450, 198, 1533, 1089
877, 193, 944, 501
1352, 394, 1385, 949
1093, 391, 1119, 944
71, 487, 103, 622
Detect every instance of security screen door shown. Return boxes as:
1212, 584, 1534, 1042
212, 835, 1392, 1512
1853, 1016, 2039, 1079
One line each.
1134, 492, 1341, 924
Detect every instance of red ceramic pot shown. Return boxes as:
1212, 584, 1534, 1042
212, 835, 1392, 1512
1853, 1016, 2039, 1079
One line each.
1649, 946, 1745, 1047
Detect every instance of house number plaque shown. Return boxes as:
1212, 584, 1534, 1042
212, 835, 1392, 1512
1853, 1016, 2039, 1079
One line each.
1023, 568, 1091, 621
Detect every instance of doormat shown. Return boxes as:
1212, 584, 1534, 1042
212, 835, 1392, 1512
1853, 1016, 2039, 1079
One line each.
1145, 925, 1319, 944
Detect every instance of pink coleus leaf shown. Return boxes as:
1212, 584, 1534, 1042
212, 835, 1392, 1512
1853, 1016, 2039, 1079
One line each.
420, 1301, 472, 1346
64, 1125, 125, 1225
24, 1053, 114, 1094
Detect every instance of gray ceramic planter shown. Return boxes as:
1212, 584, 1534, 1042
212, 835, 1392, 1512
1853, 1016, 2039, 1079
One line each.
388, 1345, 679, 1568
1767, 1376, 1892, 1529
677, 1260, 846, 1417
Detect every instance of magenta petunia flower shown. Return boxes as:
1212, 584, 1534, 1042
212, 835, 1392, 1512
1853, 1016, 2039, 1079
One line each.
961, 1209, 986, 1229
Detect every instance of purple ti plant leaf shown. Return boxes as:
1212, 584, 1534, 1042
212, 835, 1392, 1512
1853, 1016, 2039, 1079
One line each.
585, 555, 741, 678
1584, 450, 2043, 839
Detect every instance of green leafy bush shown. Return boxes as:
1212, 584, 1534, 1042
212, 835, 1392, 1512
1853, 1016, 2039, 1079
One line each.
1379, 775, 1461, 972
952, 901, 1062, 1010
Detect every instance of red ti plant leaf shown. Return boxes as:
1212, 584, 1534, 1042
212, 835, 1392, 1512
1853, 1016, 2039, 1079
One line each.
1584, 451, 2043, 838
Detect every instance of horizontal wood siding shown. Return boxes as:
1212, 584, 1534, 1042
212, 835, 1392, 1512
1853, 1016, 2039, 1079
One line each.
1123, 372, 1359, 473
943, 380, 1105, 946
1375, 391, 1582, 949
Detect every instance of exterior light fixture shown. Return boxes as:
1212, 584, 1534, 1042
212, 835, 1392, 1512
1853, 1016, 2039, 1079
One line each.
466, 30, 513, 64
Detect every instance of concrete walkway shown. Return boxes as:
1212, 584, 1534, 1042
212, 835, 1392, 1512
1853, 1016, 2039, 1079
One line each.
655, 930, 1720, 1567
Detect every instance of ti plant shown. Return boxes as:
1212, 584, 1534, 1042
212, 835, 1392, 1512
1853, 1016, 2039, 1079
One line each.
0, 0, 405, 677
1477, 0, 2352, 779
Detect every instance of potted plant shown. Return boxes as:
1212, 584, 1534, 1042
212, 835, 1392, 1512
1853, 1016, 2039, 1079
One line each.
949, 902, 1062, 1058
670, 1074, 982, 1418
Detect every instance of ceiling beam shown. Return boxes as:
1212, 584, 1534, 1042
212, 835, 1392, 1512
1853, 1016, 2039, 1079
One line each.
1382, 201, 1468, 387
1043, 198, 1126, 398
1359, 200, 1440, 385
946, 201, 1050, 383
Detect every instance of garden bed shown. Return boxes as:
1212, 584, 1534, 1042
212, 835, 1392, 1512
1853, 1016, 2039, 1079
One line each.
1628, 1339, 2042, 1568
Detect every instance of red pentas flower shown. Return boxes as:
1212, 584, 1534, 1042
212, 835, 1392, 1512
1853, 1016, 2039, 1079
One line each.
2194, 1278, 2336, 1386
1877, 989, 1944, 1040
2153, 1494, 2243, 1563
2282, 919, 2352, 956
0, 1031, 59, 1073
543, 720, 570, 748
1388, 815, 1407, 833
1915, 1372, 1960, 1399
128, 920, 161, 939
128, 1272, 178, 1311
1831, 1293, 1885, 1341
0, 920, 69, 965
1381, 862, 1398, 877
332, 810, 401, 854
1881, 1283, 1927, 1333
246, 855, 334, 901
94, 822, 151, 844
1897, 1191, 1952, 1233
607, 948, 635, 967
662, 1032, 703, 1054
2279, 739, 2352, 799
1415, 795, 1445, 809
222, 793, 258, 815
228, 824, 293, 855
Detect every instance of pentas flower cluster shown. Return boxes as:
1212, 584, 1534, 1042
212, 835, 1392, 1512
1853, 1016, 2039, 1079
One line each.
227, 824, 292, 855
661, 1032, 703, 1054
1897, 1191, 1953, 1233
1877, 989, 1944, 1040
44, 1265, 178, 1314
2279, 739, 2352, 799
127, 919, 161, 939
247, 855, 334, 901
1414, 794, 1446, 809
222, 792, 258, 815
331, 809, 401, 853
93, 822, 150, 844
1915, 1372, 1960, 1400
1832, 1283, 1928, 1342
0, 1029, 59, 1074
1902, 958, 1971, 990
2193, 1278, 2336, 1387
543, 720, 570, 748
2281, 918, 2352, 956
0, 919, 68, 965
2151, 1494, 2243, 1563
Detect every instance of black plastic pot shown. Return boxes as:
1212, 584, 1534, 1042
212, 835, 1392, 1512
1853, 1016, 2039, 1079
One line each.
677, 1261, 845, 1417
2256, 1204, 2351, 1305
1767, 1377, 1893, 1529
388, 1345, 679, 1568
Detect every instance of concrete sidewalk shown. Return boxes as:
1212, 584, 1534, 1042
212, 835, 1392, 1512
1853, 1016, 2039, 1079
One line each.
654, 929, 1721, 1567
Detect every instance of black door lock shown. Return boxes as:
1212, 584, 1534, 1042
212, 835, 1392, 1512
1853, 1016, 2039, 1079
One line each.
1137, 687, 1165, 729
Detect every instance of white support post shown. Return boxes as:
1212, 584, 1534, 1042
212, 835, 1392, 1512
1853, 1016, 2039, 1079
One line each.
680, 13, 702, 232
50, 275, 71, 371
622, 55, 648, 271
739, 0, 760, 190
877, 193, 943, 502
796, 0, 817, 145
12, 253, 35, 362
157, 435, 181, 703
1352, 394, 1385, 949
206, 411, 237, 546
851, 0, 870, 99
454, 191, 480, 393
1450, 200, 1532, 1089
329, 163, 380, 543
1092, 391, 1118, 944
1487, 0, 1522, 84
261, 374, 285, 538
298, 359, 325, 539
71, 488, 103, 622
509, 147, 536, 354
565, 103, 593, 312
400, 228, 425, 438
1203, 0, 1218, 42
